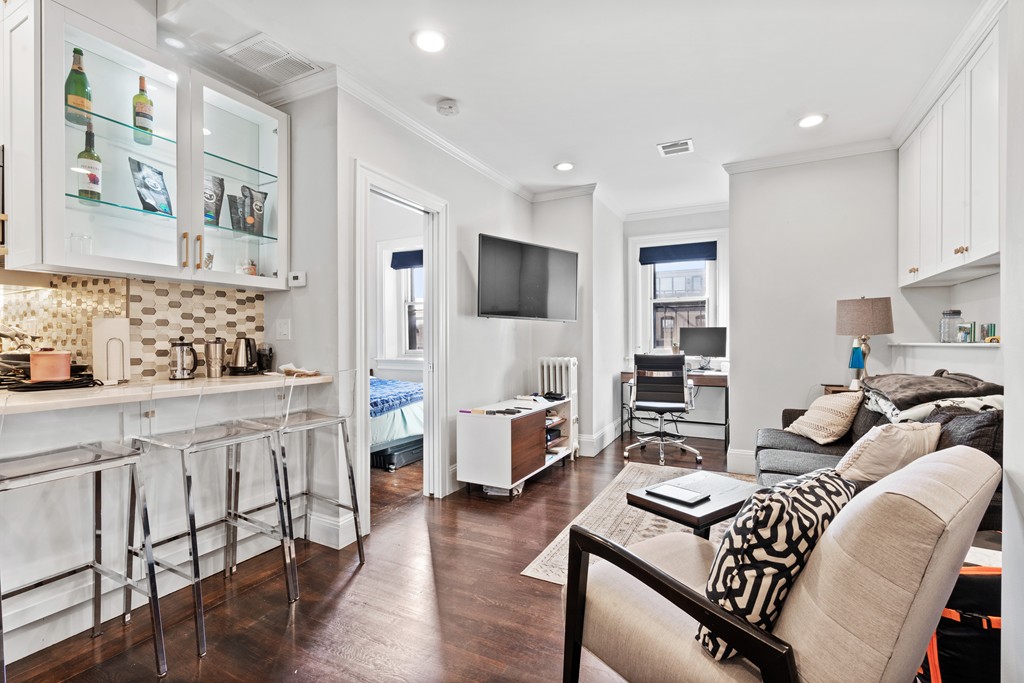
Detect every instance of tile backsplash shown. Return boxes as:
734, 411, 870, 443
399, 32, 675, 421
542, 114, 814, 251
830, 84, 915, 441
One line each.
130, 280, 264, 379
0, 274, 265, 380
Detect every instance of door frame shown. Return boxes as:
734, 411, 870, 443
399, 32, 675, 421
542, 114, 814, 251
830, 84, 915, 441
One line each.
353, 160, 451, 511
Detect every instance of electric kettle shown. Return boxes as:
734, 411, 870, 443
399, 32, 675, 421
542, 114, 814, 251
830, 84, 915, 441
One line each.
227, 336, 259, 374
169, 337, 198, 380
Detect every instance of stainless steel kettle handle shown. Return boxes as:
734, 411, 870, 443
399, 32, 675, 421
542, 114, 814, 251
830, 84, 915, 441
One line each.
187, 345, 198, 372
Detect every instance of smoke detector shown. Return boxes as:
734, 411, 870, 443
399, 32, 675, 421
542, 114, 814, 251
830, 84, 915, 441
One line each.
220, 33, 323, 87
657, 138, 694, 157
436, 98, 460, 117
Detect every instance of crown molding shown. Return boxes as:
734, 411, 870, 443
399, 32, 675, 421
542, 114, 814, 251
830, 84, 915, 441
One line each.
335, 69, 533, 202
723, 139, 895, 175
259, 67, 340, 107
260, 66, 534, 202
624, 202, 729, 222
532, 183, 598, 203
890, 0, 1006, 147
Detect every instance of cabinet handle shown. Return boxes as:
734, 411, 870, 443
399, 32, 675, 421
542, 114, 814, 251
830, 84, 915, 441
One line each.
908, 267, 918, 274
195, 234, 203, 270
962, 245, 969, 253
181, 231, 189, 267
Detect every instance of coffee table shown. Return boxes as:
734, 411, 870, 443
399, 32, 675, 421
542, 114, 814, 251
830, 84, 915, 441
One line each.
627, 470, 757, 538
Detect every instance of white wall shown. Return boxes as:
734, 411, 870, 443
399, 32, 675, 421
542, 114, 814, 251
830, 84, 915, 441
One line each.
727, 151, 948, 471
950, 272, 1000, 326
530, 194, 594, 439
590, 196, 625, 449
1001, 0, 1023, 677
623, 208, 729, 240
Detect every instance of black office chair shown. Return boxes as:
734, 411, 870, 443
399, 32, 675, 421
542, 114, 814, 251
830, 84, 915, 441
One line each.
624, 354, 701, 466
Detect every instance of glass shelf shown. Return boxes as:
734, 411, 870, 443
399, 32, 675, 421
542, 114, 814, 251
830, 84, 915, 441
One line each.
204, 151, 277, 182
64, 193, 177, 220
203, 223, 278, 243
66, 105, 175, 145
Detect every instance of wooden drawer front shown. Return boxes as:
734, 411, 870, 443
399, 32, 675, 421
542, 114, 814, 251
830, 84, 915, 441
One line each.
510, 411, 545, 483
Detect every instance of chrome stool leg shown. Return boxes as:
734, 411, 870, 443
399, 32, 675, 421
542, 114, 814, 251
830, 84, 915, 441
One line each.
340, 419, 365, 564
268, 434, 299, 602
92, 470, 104, 637
123, 466, 137, 625
131, 462, 168, 677
303, 430, 314, 542
179, 449, 207, 657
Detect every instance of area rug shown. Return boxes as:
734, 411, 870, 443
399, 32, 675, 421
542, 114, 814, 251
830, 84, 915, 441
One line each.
521, 463, 755, 585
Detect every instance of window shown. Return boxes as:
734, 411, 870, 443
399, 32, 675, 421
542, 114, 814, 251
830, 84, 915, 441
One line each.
627, 230, 727, 358
651, 259, 713, 349
403, 266, 425, 354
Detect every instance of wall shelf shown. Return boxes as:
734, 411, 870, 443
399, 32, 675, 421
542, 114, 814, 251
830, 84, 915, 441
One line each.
889, 342, 1001, 349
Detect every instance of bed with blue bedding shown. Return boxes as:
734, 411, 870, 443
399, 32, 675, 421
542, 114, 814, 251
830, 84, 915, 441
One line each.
370, 376, 424, 471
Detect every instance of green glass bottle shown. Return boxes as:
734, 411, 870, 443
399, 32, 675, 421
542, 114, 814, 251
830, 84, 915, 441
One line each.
64, 47, 92, 125
132, 76, 154, 144
77, 123, 102, 200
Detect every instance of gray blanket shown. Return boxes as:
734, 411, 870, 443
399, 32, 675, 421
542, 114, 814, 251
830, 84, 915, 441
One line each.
861, 370, 1003, 410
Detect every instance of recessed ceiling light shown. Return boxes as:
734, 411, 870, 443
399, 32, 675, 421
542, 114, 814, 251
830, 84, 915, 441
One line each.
203, 128, 212, 136
164, 37, 186, 49
798, 113, 827, 128
554, 162, 575, 172
167, 72, 179, 83
411, 29, 447, 53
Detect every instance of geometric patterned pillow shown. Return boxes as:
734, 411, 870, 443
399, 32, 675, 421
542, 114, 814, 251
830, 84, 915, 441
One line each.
785, 390, 863, 444
696, 468, 857, 660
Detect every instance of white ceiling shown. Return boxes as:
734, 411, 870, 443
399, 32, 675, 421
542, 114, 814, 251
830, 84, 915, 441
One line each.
159, 0, 984, 216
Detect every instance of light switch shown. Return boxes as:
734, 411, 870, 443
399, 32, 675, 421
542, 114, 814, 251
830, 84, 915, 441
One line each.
276, 319, 292, 340
288, 271, 307, 287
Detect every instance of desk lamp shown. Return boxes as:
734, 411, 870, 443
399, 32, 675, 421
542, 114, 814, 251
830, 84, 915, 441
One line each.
836, 296, 893, 385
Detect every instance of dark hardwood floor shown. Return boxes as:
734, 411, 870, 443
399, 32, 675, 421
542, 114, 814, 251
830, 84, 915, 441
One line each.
8, 434, 726, 682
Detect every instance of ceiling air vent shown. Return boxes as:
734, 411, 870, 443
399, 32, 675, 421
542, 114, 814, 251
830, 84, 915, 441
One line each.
657, 139, 694, 157
220, 34, 323, 87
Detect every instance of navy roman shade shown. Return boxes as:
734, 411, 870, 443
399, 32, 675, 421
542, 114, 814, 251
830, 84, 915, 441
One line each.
390, 249, 423, 269
639, 241, 717, 265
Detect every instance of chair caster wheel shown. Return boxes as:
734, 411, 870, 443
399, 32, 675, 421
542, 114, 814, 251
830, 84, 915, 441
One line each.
623, 451, 629, 459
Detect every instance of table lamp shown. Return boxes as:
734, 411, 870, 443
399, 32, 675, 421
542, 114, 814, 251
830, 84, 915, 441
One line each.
836, 296, 893, 385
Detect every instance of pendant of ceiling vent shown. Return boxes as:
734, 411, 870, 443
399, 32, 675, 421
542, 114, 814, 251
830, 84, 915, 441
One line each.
220, 33, 323, 87
657, 139, 694, 157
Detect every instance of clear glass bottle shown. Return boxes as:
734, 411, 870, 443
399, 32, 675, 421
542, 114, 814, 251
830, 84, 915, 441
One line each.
940, 309, 964, 343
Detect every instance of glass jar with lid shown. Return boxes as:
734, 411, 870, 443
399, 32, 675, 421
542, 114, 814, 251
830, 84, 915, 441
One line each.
940, 309, 964, 343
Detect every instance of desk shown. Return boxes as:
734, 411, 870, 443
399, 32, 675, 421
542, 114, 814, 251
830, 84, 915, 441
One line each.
620, 370, 730, 450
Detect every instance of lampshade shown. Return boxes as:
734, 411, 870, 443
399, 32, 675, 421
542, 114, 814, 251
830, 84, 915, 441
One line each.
836, 297, 894, 336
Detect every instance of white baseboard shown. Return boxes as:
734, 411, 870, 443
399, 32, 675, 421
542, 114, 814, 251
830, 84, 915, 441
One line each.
728, 448, 756, 475
580, 419, 621, 457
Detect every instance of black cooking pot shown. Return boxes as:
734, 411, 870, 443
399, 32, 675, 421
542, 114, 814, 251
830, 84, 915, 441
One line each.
0, 358, 90, 378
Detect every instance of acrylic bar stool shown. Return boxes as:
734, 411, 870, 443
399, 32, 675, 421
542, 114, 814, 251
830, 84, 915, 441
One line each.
129, 381, 297, 659
0, 441, 167, 680
234, 371, 364, 575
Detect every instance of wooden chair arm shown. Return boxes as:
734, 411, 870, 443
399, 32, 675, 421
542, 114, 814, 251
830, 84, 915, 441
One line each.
563, 525, 798, 683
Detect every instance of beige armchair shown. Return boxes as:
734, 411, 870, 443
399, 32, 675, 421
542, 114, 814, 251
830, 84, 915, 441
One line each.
563, 446, 1001, 682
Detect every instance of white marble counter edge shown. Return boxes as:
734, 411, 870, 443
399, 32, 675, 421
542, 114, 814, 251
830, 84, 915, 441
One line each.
0, 374, 333, 415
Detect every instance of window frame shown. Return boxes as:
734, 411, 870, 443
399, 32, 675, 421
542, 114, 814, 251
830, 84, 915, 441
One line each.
376, 236, 425, 370
626, 228, 729, 362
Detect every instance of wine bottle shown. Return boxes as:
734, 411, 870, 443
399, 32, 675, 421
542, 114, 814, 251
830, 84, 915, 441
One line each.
64, 48, 92, 125
132, 76, 154, 145
77, 123, 102, 201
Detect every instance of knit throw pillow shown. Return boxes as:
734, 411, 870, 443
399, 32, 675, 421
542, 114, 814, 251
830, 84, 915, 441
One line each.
697, 468, 857, 660
836, 422, 941, 483
785, 391, 863, 445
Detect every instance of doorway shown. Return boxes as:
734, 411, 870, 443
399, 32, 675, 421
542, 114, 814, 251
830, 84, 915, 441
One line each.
353, 162, 451, 532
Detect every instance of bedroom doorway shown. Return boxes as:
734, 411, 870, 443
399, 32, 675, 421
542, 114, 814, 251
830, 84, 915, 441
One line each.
354, 162, 451, 532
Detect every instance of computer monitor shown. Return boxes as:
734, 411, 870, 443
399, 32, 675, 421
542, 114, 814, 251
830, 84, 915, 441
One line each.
678, 327, 727, 369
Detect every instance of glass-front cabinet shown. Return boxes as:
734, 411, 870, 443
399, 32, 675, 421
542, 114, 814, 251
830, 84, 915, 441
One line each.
190, 73, 288, 285
2, 0, 289, 290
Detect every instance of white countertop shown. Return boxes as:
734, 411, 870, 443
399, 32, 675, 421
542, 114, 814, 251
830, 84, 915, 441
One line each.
0, 374, 332, 415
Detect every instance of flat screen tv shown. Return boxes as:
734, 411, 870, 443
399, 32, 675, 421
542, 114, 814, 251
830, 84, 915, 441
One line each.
477, 234, 578, 322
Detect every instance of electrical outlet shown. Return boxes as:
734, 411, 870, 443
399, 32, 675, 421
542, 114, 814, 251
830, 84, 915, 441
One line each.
275, 319, 292, 340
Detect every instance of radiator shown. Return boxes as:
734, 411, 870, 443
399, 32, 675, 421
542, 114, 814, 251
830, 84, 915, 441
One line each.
538, 357, 580, 458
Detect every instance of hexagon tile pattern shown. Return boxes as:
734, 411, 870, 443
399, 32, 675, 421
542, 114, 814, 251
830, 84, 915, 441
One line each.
129, 280, 265, 380
0, 276, 126, 362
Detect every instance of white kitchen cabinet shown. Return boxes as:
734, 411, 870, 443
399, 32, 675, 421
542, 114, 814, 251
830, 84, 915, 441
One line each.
897, 24, 1001, 287
966, 28, 999, 265
897, 133, 921, 286
938, 72, 968, 272
1, 0, 290, 290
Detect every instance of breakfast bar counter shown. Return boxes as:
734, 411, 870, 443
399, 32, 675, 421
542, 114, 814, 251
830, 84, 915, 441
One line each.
0, 374, 332, 415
